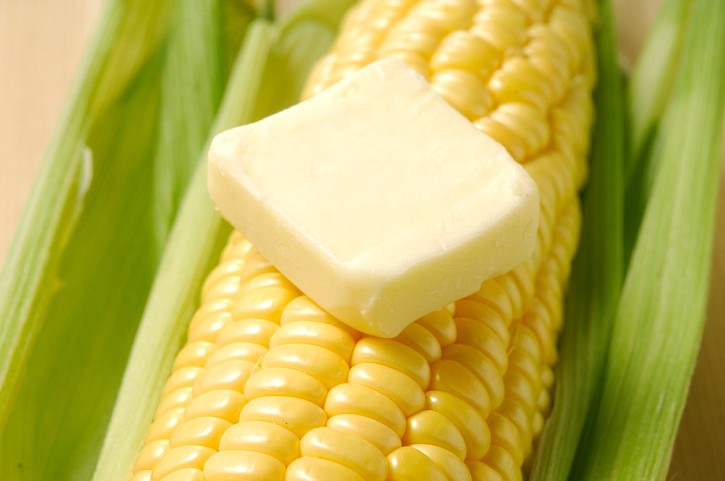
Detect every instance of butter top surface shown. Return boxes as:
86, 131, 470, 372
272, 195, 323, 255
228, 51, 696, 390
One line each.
208, 58, 539, 337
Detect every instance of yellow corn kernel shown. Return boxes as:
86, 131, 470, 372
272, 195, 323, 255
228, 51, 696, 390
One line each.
442, 343, 506, 410
172, 341, 215, 369
431, 30, 501, 80
453, 299, 510, 346
186, 309, 232, 344
158, 468, 205, 481
160, 367, 201, 398
351, 337, 431, 388
286, 457, 365, 481
325, 382, 407, 437
243, 367, 328, 405
427, 390, 491, 460
151, 445, 215, 481
347, 363, 426, 416
203, 450, 285, 481
299, 426, 388, 480
416, 308, 457, 347
327, 413, 403, 455
129, 472, 151, 481
133, 439, 169, 473
488, 412, 526, 466
129, 0, 594, 479
215, 318, 279, 348
455, 317, 509, 374
269, 320, 356, 360
430, 359, 492, 416
144, 408, 184, 444
155, 387, 192, 417
411, 443, 473, 481
168, 416, 232, 449
238, 396, 327, 438
191, 359, 255, 395
471, 2, 528, 54
182, 389, 246, 423
484, 445, 522, 481
204, 342, 268, 367
432, 68, 493, 119
403, 409, 468, 459
218, 421, 300, 465
388, 446, 449, 481
467, 459, 506, 481
260, 343, 349, 389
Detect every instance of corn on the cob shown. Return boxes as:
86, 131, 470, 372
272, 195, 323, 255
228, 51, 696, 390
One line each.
129, 0, 594, 479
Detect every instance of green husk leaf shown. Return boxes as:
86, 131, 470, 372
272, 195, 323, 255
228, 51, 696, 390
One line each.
576, 0, 725, 478
93, 0, 354, 478
151, 0, 234, 248
0, 41, 167, 481
0, 3, 173, 479
627, 0, 690, 169
0, 1, 252, 478
529, 0, 625, 478
0, 0, 171, 428
624, 0, 691, 262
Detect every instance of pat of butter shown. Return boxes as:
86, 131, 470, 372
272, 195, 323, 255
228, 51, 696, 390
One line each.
208, 58, 538, 337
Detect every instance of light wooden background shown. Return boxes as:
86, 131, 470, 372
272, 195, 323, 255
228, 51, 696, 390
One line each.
1, 0, 723, 478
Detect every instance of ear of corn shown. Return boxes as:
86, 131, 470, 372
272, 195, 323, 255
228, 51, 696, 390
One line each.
128, 0, 595, 479
4, 0, 723, 479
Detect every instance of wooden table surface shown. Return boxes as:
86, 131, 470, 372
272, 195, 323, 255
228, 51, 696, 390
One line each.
1, 0, 723, 478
